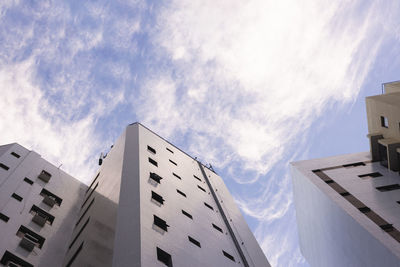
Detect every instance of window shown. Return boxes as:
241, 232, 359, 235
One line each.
157, 247, 172, 267
358, 172, 382, 179
188, 236, 201, 247
24, 177, 34, 185
325, 180, 334, 184
66, 242, 84, 267
381, 116, 389, 128
150, 172, 163, 184
380, 223, 394, 232
212, 223, 223, 233
11, 152, 20, 158
149, 157, 158, 167
222, 250, 235, 262
0, 251, 33, 267
169, 159, 177, 166
204, 202, 214, 210
343, 162, 366, 167
166, 147, 174, 154
12, 193, 22, 202
69, 217, 90, 249
176, 189, 186, 197
172, 173, 181, 180
81, 183, 98, 208
16, 225, 45, 250
358, 206, 371, 213
147, 145, 156, 154
40, 188, 63, 207
193, 175, 201, 182
340, 191, 350, 196
376, 184, 400, 192
151, 191, 165, 205
153, 215, 169, 232
197, 185, 206, 192
76, 198, 94, 227
30, 205, 55, 226
38, 170, 51, 183
182, 210, 192, 219
0, 163, 9, 171
86, 173, 99, 193
0, 213, 9, 222
397, 201, 400, 205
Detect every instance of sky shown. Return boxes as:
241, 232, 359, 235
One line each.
1, 1, 400, 266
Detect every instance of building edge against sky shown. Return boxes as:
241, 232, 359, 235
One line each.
0, 123, 270, 267
291, 81, 400, 267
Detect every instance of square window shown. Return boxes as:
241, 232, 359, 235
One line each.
16, 225, 45, 250
157, 247, 172, 267
188, 236, 201, 247
153, 215, 169, 232
182, 210, 192, 219
0, 163, 9, 171
30, 205, 55, 226
11, 152, 20, 158
150, 173, 163, 184
12, 193, 23, 202
40, 188, 63, 207
381, 116, 389, 128
147, 145, 156, 154
151, 191, 165, 205
149, 157, 158, 167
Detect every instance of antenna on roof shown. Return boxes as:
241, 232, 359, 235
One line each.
99, 153, 103, 166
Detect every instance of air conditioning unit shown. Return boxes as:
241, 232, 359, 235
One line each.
38, 171, 51, 183
6, 261, 21, 267
32, 213, 47, 227
19, 234, 37, 252
43, 195, 56, 207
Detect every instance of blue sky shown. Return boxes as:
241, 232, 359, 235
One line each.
1, 1, 400, 266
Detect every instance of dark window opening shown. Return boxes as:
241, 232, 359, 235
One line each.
172, 173, 181, 180
379, 144, 388, 168
0, 213, 9, 222
24, 177, 33, 185
343, 162, 366, 168
40, 188, 62, 206
381, 116, 389, 128
212, 223, 223, 233
151, 191, 165, 205
157, 247, 173, 267
69, 217, 90, 249
358, 172, 383, 178
38, 170, 51, 183
30, 205, 55, 226
397, 201, 400, 205
147, 145, 156, 154
66, 242, 84, 267
176, 189, 186, 197
0, 251, 33, 267
204, 202, 214, 210
380, 223, 394, 232
75, 198, 94, 227
188, 236, 201, 247
376, 184, 400, 192
166, 147, 174, 154
16, 225, 45, 250
222, 250, 235, 262
325, 180, 334, 184
169, 159, 177, 166
11, 152, 20, 158
358, 207, 371, 213
197, 185, 206, 192
11, 193, 22, 202
154, 215, 169, 232
81, 183, 98, 208
340, 192, 350, 196
193, 175, 201, 182
86, 173, 99, 194
150, 172, 163, 184
0, 163, 9, 171
182, 210, 193, 219
149, 157, 158, 167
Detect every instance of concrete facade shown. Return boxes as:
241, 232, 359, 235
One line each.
0, 143, 87, 267
67, 123, 270, 267
292, 81, 400, 267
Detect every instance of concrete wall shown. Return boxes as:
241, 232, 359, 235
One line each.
0, 143, 86, 267
292, 152, 400, 267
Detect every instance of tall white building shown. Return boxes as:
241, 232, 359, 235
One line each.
291, 81, 400, 267
1, 123, 270, 267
